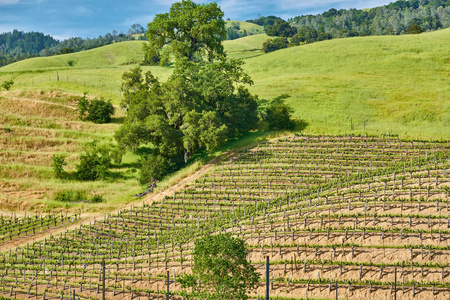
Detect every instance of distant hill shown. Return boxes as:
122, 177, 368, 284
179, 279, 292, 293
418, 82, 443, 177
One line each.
0, 30, 59, 66
225, 21, 265, 40
0, 25, 146, 67
289, 0, 450, 38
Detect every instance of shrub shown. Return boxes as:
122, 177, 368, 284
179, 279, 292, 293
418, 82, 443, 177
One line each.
140, 154, 174, 184
90, 194, 105, 203
76, 93, 90, 120
1, 79, 14, 91
52, 154, 67, 179
77, 93, 114, 123
87, 99, 115, 124
76, 142, 112, 181
54, 190, 105, 203
54, 190, 87, 202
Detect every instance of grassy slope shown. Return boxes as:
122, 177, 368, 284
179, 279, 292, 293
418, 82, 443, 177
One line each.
244, 29, 450, 139
1, 29, 449, 139
0, 90, 145, 213
225, 20, 264, 33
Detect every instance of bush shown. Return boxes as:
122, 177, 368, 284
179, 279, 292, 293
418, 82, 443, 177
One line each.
76, 142, 112, 181
54, 190, 105, 203
76, 93, 90, 120
77, 93, 114, 123
87, 99, 115, 123
1, 79, 14, 91
54, 190, 87, 202
140, 154, 174, 184
52, 154, 67, 179
265, 95, 295, 131
90, 194, 105, 203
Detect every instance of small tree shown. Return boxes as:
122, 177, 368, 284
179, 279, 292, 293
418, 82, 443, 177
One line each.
52, 154, 67, 179
179, 233, 260, 300
77, 93, 90, 120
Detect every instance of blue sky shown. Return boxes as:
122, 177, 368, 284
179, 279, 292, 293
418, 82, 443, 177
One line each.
0, 0, 393, 40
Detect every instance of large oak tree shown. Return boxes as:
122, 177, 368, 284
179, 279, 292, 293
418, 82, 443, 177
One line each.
143, 0, 226, 64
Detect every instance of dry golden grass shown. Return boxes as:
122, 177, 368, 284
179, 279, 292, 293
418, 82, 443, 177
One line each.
0, 91, 142, 213
0, 97, 77, 120
0, 137, 79, 152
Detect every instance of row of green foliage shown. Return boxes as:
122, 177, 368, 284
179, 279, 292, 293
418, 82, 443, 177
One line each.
54, 190, 104, 203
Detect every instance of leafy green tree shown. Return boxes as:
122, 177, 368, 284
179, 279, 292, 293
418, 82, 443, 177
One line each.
265, 95, 295, 131
140, 154, 174, 183
262, 37, 288, 53
143, 0, 226, 64
52, 154, 67, 179
116, 58, 258, 163
179, 234, 260, 300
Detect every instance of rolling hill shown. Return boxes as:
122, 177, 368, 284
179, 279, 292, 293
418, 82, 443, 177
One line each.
1, 28, 449, 140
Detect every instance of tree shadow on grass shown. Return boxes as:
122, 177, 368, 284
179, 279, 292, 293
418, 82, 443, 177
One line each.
294, 119, 309, 132
110, 117, 125, 124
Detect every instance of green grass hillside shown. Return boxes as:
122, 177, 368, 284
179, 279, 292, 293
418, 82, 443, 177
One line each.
244, 28, 450, 139
1, 29, 449, 139
225, 20, 264, 34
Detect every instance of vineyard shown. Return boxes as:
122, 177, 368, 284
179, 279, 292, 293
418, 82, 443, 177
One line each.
0, 134, 449, 299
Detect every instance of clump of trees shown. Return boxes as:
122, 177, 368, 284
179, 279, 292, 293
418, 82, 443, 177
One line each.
263, 26, 332, 53
179, 233, 260, 300
246, 15, 284, 28
266, 20, 297, 37
117, 0, 259, 182
291, 1, 450, 37
262, 37, 288, 53
77, 93, 115, 124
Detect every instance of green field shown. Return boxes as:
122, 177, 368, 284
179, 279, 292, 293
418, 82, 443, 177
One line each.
244, 29, 450, 139
1, 28, 448, 139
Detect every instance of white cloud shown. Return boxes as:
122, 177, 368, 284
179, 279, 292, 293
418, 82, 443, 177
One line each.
0, 0, 19, 5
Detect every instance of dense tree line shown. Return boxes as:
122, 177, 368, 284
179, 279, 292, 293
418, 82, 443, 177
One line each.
290, 0, 450, 38
246, 15, 284, 28
0, 24, 146, 67
0, 30, 58, 66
